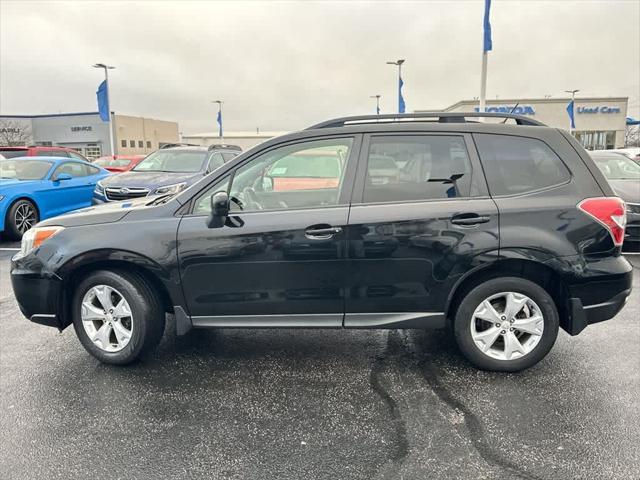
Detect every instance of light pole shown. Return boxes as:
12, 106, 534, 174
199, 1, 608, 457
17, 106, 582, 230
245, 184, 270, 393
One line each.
386, 59, 405, 113
565, 89, 580, 134
93, 63, 116, 157
213, 100, 223, 142
370, 95, 381, 115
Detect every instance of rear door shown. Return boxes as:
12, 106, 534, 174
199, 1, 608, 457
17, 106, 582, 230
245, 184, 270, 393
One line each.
177, 135, 360, 326
344, 133, 499, 327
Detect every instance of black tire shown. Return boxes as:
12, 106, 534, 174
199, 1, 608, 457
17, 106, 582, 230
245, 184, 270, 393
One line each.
5, 199, 39, 240
72, 270, 166, 365
453, 277, 559, 372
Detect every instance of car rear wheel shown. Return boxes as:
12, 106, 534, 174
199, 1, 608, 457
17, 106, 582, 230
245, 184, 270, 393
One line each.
72, 270, 165, 365
453, 277, 559, 372
5, 199, 39, 240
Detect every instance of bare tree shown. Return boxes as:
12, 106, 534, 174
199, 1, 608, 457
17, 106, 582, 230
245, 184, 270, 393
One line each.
0, 119, 32, 146
625, 125, 640, 147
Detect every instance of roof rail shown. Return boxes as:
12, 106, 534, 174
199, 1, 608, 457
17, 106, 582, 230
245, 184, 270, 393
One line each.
207, 143, 242, 152
159, 142, 200, 149
306, 112, 546, 129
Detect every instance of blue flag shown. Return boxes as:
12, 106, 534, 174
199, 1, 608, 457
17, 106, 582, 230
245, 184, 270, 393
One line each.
217, 110, 223, 138
483, 0, 493, 52
398, 76, 406, 114
96, 80, 110, 122
566, 100, 576, 129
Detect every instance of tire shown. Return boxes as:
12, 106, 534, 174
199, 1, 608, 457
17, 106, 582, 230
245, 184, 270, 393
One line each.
453, 277, 559, 372
5, 199, 39, 240
72, 270, 166, 365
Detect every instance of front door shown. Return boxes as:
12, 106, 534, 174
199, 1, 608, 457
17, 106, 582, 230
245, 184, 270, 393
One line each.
345, 133, 499, 327
177, 136, 360, 327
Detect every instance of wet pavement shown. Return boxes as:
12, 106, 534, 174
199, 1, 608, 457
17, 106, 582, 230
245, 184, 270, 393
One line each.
0, 244, 638, 480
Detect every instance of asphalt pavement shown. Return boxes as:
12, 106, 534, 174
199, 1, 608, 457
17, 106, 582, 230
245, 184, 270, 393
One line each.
0, 243, 638, 480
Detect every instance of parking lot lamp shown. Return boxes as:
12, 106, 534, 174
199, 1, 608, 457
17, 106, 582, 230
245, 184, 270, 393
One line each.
93, 63, 116, 157
386, 60, 405, 113
370, 95, 381, 115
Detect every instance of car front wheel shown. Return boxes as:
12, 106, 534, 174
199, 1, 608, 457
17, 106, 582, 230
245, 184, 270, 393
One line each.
5, 199, 39, 240
72, 270, 165, 365
453, 277, 559, 372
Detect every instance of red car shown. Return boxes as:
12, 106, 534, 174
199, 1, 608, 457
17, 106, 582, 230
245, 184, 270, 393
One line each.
93, 155, 146, 173
0, 145, 89, 161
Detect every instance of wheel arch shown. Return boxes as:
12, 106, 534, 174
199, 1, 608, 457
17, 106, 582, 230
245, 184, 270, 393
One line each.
57, 250, 179, 329
445, 258, 570, 331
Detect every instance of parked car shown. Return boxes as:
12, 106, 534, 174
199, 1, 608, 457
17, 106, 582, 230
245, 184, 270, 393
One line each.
590, 150, 640, 245
1, 157, 110, 239
0, 145, 90, 161
10, 113, 632, 371
93, 155, 146, 173
92, 144, 241, 203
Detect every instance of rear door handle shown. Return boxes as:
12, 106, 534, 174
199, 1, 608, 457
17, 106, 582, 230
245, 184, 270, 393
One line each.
451, 214, 491, 226
305, 226, 343, 239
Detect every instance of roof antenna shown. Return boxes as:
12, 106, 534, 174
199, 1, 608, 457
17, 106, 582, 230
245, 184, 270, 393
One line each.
501, 103, 520, 123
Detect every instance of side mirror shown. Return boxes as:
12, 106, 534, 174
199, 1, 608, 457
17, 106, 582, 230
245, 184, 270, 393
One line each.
207, 191, 230, 228
55, 172, 73, 182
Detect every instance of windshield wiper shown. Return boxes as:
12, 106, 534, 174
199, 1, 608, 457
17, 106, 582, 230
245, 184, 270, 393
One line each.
146, 194, 175, 206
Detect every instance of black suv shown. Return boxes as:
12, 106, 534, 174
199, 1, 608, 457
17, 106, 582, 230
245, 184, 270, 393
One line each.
11, 113, 633, 371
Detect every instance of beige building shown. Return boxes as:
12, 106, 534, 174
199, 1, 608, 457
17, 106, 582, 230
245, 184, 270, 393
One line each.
181, 131, 288, 151
0, 112, 179, 158
114, 114, 179, 155
430, 97, 629, 150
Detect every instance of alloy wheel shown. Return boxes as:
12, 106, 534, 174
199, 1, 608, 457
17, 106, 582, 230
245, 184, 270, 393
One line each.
470, 291, 544, 361
81, 285, 133, 352
14, 203, 37, 234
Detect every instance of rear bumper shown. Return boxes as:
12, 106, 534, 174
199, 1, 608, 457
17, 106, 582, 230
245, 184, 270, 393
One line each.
567, 289, 631, 335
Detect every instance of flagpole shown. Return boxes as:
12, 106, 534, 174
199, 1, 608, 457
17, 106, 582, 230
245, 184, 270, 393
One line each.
93, 63, 116, 157
565, 89, 579, 135
479, 51, 488, 115
213, 100, 224, 142
479, 0, 492, 120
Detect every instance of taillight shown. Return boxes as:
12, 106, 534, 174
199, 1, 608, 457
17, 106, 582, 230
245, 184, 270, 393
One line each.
577, 197, 627, 247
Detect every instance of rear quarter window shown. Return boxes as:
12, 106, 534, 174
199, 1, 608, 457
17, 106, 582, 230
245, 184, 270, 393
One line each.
474, 134, 571, 196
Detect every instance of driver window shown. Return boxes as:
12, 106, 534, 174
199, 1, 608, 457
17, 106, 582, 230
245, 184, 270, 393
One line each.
192, 138, 353, 214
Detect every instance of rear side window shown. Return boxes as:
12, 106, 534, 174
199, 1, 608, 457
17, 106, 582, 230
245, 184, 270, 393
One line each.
474, 134, 570, 196
362, 135, 473, 203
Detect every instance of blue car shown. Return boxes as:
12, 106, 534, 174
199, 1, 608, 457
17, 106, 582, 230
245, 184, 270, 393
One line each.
0, 156, 111, 239
93, 144, 241, 203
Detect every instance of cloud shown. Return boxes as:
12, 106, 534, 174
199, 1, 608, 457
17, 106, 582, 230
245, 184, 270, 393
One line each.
1, 0, 638, 132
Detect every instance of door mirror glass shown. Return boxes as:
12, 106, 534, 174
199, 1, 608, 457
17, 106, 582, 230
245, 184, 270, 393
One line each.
55, 172, 73, 181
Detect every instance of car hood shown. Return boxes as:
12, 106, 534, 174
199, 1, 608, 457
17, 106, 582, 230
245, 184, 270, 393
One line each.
608, 179, 640, 204
38, 195, 157, 228
99, 171, 202, 189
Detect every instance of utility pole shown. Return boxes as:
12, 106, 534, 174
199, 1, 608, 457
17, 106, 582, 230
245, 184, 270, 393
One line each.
370, 95, 381, 115
386, 59, 405, 113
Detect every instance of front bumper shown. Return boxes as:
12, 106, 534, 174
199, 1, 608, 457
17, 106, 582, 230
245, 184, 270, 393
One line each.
11, 254, 65, 330
624, 211, 640, 243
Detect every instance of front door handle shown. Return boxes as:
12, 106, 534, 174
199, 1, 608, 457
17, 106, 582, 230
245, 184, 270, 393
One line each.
305, 226, 343, 239
451, 214, 490, 226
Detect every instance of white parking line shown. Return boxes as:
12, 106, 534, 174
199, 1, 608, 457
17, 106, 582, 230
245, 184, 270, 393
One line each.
623, 252, 640, 256
0, 248, 20, 251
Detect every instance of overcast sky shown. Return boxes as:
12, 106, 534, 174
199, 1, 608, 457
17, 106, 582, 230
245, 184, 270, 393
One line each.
1, 0, 638, 133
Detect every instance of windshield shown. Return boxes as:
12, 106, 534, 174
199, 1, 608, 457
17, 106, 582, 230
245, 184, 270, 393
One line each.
593, 154, 640, 180
0, 159, 53, 180
95, 157, 133, 168
133, 150, 206, 173
0, 149, 29, 159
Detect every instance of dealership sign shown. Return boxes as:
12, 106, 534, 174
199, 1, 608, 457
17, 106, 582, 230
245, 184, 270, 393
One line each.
474, 105, 536, 115
70, 126, 93, 132
576, 106, 621, 114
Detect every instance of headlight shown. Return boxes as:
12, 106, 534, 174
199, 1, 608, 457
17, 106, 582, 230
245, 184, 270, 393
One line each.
94, 180, 105, 195
20, 226, 65, 256
153, 182, 186, 195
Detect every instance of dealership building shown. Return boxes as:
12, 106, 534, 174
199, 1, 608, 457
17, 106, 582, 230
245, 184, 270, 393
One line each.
426, 96, 629, 150
0, 112, 179, 158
